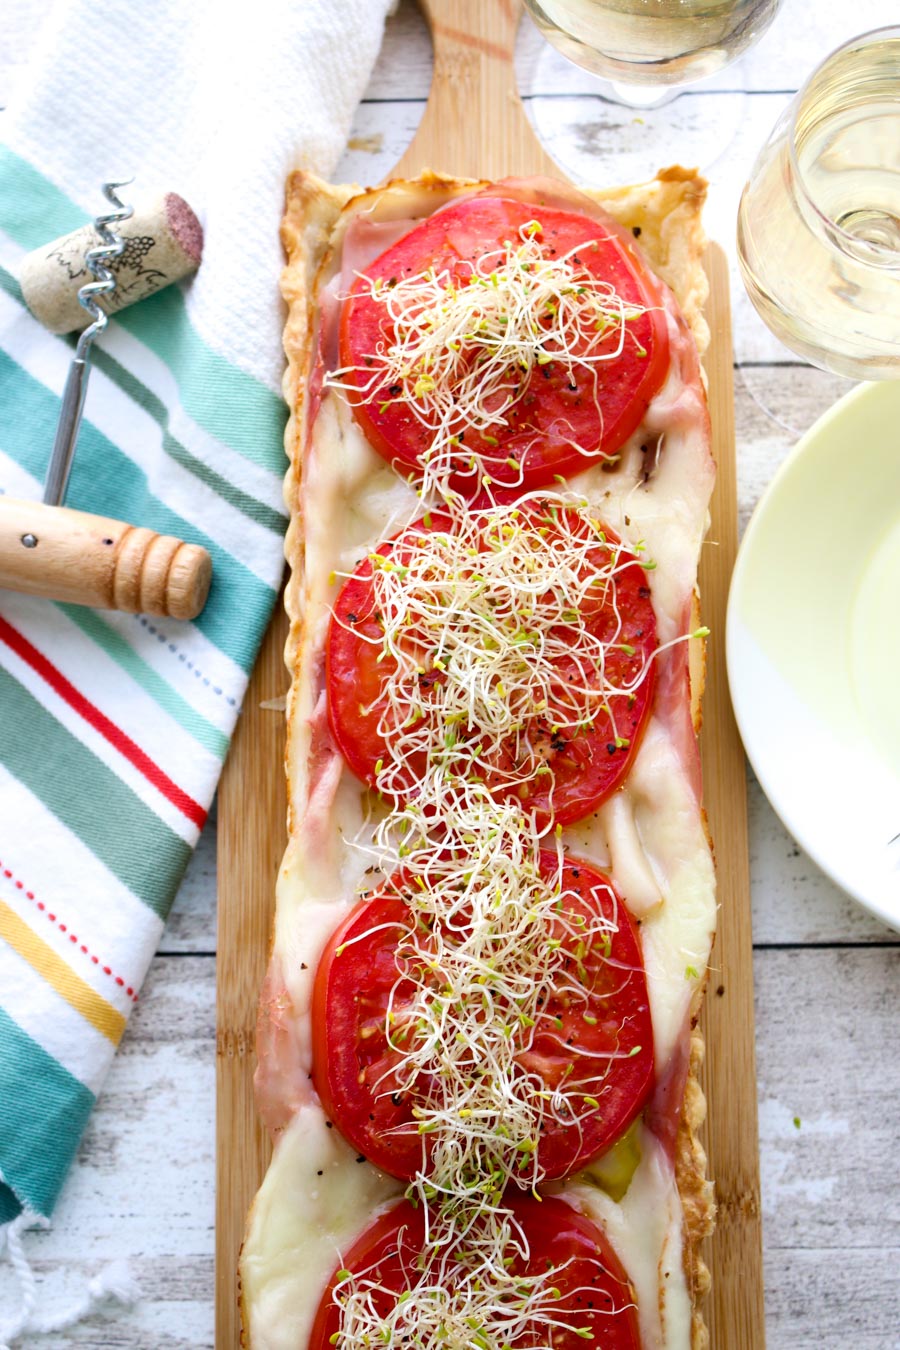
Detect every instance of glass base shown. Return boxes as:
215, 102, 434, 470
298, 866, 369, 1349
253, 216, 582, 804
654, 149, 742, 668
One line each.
523, 45, 748, 182
596, 79, 681, 109
731, 283, 858, 440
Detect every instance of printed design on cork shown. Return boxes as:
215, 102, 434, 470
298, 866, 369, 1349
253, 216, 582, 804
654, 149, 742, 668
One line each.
46, 233, 169, 307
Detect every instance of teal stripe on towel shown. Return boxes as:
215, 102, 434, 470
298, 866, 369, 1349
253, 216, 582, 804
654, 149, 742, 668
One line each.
0, 1004, 95, 1219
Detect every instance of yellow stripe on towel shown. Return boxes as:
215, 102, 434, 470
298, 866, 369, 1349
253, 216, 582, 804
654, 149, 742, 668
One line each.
0, 900, 126, 1045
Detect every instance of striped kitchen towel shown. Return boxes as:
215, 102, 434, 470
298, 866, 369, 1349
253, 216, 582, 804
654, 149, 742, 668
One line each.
0, 0, 393, 1333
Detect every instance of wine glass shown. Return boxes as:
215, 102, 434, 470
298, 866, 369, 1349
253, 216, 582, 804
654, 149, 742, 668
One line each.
737, 25, 900, 380
520, 0, 785, 182
523, 0, 782, 100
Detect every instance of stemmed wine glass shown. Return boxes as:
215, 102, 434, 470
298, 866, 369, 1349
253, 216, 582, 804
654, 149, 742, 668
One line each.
524, 0, 782, 100
737, 25, 900, 380
520, 0, 784, 179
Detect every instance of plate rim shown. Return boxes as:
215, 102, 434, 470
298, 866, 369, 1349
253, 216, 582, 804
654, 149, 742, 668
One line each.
725, 379, 900, 936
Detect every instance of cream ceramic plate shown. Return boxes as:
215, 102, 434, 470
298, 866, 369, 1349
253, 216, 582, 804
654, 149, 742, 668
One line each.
727, 381, 900, 933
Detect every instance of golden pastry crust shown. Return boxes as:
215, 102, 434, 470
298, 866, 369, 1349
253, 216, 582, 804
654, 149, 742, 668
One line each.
588, 166, 710, 362
280, 172, 354, 835
268, 166, 716, 1349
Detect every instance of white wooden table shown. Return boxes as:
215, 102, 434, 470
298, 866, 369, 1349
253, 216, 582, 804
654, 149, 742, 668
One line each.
5, 3, 898, 1346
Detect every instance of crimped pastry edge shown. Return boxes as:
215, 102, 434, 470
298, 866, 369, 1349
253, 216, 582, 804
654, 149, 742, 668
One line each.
253, 165, 717, 1348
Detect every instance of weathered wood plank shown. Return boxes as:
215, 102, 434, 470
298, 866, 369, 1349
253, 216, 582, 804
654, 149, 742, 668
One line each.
5, 947, 896, 1347
755, 949, 900, 1347
335, 88, 790, 199
162, 810, 217, 954
0, 956, 215, 1348
764, 1250, 900, 1350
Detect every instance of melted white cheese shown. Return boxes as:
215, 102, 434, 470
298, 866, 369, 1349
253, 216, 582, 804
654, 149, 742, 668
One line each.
568, 1125, 693, 1350
243, 202, 716, 1347
568, 717, 715, 1071
242, 1106, 403, 1350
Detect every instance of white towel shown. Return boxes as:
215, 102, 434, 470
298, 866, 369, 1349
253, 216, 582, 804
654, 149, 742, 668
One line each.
2, 0, 394, 389
0, 0, 393, 1340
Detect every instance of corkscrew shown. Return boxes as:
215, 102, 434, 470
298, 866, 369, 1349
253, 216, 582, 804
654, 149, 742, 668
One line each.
44, 180, 134, 506
0, 181, 211, 620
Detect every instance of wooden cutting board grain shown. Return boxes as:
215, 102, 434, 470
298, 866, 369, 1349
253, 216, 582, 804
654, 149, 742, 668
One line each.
216, 3, 764, 1346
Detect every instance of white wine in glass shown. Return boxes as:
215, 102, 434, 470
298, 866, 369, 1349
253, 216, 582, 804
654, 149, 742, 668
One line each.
523, 0, 782, 89
738, 27, 900, 380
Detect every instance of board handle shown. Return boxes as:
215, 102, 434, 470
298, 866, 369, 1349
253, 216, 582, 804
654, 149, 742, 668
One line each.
394, 0, 556, 180
419, 0, 520, 63
0, 498, 212, 621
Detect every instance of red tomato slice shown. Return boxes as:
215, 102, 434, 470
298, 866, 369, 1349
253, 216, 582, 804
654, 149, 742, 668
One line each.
312, 855, 654, 1183
308, 1192, 642, 1350
326, 506, 656, 826
337, 194, 669, 493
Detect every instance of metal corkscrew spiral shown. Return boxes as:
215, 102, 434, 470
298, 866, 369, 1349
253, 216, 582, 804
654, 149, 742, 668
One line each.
42, 179, 134, 506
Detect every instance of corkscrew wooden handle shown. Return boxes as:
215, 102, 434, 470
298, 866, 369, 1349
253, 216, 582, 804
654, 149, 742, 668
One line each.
0, 498, 212, 620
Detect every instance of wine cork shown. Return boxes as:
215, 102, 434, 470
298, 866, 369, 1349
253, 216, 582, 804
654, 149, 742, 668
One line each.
19, 192, 204, 334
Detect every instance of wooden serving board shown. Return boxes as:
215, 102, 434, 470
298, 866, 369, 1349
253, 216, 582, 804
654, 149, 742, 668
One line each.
216, 2, 764, 1346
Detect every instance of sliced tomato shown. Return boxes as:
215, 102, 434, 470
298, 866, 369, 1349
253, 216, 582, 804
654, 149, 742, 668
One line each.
312, 854, 654, 1183
326, 506, 656, 826
308, 1192, 642, 1350
337, 194, 669, 493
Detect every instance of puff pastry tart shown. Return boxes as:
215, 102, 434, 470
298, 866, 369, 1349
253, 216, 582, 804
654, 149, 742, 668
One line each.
241, 169, 717, 1350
